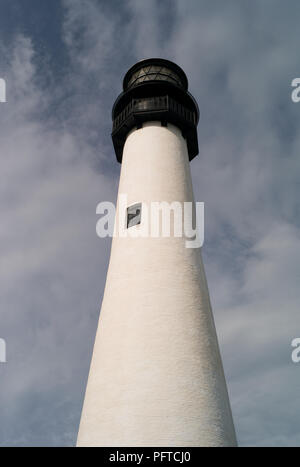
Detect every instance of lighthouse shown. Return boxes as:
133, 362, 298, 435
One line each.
77, 59, 237, 447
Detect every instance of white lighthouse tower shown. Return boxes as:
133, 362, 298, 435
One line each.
77, 59, 237, 447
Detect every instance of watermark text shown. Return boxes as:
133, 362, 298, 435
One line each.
96, 195, 204, 248
291, 338, 300, 363
291, 78, 300, 103
0, 338, 6, 363
0, 78, 6, 103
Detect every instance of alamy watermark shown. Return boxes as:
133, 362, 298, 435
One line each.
96, 195, 204, 248
0, 338, 7, 363
291, 338, 300, 363
0, 78, 6, 103
291, 78, 300, 103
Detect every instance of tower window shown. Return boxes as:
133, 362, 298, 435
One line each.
127, 203, 142, 228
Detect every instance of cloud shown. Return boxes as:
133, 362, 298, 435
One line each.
0, 30, 114, 446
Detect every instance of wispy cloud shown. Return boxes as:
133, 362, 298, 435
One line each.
0, 30, 114, 446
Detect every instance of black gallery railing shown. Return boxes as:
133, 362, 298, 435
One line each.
113, 95, 197, 133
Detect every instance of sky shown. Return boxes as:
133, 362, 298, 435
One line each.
0, 0, 300, 447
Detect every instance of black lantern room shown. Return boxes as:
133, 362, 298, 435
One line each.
111, 58, 200, 163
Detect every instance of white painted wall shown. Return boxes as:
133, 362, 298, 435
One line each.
77, 122, 237, 447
